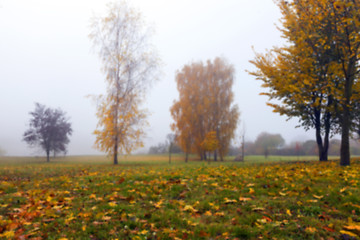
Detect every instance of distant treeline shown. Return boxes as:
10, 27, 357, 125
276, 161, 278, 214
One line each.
230, 139, 360, 157
148, 132, 360, 157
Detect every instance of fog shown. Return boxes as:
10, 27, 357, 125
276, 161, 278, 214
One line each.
0, 0, 314, 156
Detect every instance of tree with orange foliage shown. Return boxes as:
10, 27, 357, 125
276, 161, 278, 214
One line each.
250, 0, 360, 166
201, 131, 219, 162
89, 1, 158, 164
171, 57, 239, 162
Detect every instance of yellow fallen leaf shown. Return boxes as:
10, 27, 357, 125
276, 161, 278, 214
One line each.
187, 220, 199, 226
257, 218, 267, 224
0, 230, 15, 239
279, 192, 287, 196
343, 225, 360, 234
224, 198, 237, 204
340, 230, 358, 237
249, 188, 255, 194
154, 200, 163, 209
108, 202, 117, 207
313, 194, 323, 199
286, 209, 292, 216
214, 211, 225, 217
350, 203, 360, 209
183, 205, 197, 212
65, 214, 75, 224
89, 194, 97, 199
204, 211, 212, 216
140, 230, 148, 235
305, 227, 317, 233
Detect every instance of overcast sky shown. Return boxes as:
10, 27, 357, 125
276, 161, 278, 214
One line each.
0, 0, 315, 156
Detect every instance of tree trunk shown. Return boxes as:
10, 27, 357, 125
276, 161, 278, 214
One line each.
185, 152, 188, 163
169, 144, 172, 164
340, 105, 350, 166
315, 126, 325, 161
340, 61, 355, 166
320, 111, 331, 162
314, 109, 330, 162
46, 149, 50, 162
114, 137, 118, 165
204, 152, 207, 161
214, 150, 217, 161
264, 147, 269, 159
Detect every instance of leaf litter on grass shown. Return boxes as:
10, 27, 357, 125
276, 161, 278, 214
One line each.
0, 159, 359, 239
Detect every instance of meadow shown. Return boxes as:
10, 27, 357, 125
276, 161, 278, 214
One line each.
0, 155, 359, 239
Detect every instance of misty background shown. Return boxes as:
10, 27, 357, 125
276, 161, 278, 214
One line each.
0, 0, 315, 156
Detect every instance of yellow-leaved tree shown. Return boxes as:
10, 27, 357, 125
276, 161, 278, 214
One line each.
89, 1, 158, 164
250, 0, 360, 166
171, 57, 239, 162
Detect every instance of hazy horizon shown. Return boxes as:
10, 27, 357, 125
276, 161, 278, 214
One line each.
0, 0, 318, 157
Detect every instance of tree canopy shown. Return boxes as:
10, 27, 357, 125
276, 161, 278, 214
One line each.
250, 0, 360, 165
171, 57, 239, 161
254, 132, 285, 158
23, 103, 72, 162
89, 0, 159, 164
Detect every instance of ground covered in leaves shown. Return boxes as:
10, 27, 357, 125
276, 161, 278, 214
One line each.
0, 158, 360, 239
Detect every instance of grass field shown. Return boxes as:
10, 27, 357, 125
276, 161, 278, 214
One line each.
0, 155, 359, 239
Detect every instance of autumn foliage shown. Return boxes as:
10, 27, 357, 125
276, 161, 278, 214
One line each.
171, 57, 239, 161
89, 1, 158, 164
250, 0, 360, 165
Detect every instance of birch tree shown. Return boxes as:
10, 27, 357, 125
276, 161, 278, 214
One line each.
89, 1, 158, 164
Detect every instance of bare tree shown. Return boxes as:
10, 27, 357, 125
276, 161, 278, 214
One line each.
23, 103, 72, 162
89, 0, 159, 164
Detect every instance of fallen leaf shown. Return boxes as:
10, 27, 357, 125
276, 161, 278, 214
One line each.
323, 226, 335, 232
313, 194, 323, 199
183, 205, 197, 212
117, 178, 125, 184
224, 198, 237, 204
340, 230, 358, 237
252, 207, 265, 212
239, 197, 251, 202
204, 211, 212, 216
343, 225, 360, 234
139, 230, 148, 235
286, 209, 292, 216
305, 227, 317, 233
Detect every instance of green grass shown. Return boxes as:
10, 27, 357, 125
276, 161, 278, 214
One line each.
0, 155, 359, 239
